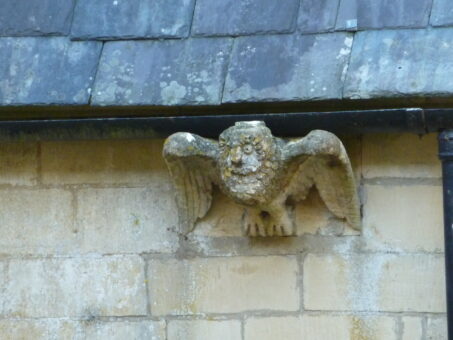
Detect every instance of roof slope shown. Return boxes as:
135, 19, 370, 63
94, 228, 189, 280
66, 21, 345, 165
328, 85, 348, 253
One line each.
0, 0, 453, 107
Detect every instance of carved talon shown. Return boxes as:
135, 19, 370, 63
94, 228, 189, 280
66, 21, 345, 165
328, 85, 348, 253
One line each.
244, 209, 266, 237
267, 215, 294, 236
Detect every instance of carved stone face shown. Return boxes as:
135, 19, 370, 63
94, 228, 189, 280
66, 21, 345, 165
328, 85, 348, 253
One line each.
218, 121, 280, 198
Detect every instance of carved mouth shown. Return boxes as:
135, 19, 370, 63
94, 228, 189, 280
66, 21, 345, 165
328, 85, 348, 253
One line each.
230, 166, 258, 175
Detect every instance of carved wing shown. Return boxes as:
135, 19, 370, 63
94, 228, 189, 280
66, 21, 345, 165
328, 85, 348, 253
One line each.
163, 132, 219, 234
282, 130, 361, 230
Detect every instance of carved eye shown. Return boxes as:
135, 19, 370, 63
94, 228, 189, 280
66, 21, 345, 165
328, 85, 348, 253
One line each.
219, 138, 227, 148
243, 144, 253, 154
254, 142, 262, 151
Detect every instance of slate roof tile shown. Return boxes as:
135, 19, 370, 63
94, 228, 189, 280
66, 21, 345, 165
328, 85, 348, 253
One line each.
0, 37, 101, 105
336, 0, 432, 31
298, 0, 340, 34
71, 0, 195, 40
344, 28, 453, 99
92, 38, 232, 106
192, 0, 300, 36
430, 0, 453, 27
223, 33, 353, 103
0, 0, 75, 36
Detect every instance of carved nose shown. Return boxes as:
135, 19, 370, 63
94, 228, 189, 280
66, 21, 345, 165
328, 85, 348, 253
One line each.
231, 148, 242, 165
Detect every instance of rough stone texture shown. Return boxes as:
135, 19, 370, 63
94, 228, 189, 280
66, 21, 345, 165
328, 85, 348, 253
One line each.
427, 317, 448, 340
148, 256, 299, 315
363, 185, 444, 252
0, 37, 101, 105
245, 315, 397, 340
4, 256, 147, 317
298, 0, 340, 33
71, 0, 195, 40
304, 254, 446, 312
401, 317, 423, 340
0, 0, 75, 36
223, 33, 353, 103
83, 321, 166, 340
192, 0, 299, 36
77, 187, 178, 254
41, 140, 168, 185
0, 189, 78, 255
362, 133, 441, 178
335, 0, 431, 30
168, 320, 241, 340
0, 142, 38, 186
431, 0, 453, 27
93, 38, 231, 106
344, 28, 453, 99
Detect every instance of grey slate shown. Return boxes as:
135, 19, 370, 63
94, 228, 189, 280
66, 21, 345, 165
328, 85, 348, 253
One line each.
92, 38, 232, 106
0, 37, 101, 105
431, 0, 453, 27
298, 0, 340, 33
344, 28, 453, 99
0, 0, 75, 36
336, 0, 432, 30
71, 0, 195, 40
223, 33, 353, 103
192, 0, 300, 36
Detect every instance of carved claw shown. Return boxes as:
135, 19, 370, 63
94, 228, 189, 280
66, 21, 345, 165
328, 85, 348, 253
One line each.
244, 209, 266, 237
267, 212, 294, 236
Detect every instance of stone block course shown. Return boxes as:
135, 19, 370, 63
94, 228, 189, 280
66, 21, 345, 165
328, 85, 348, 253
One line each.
223, 33, 353, 103
362, 133, 441, 178
192, 0, 299, 36
77, 187, 179, 254
83, 321, 166, 340
41, 139, 168, 185
0, 188, 78, 255
245, 315, 397, 340
93, 38, 232, 106
401, 317, 423, 340
71, 0, 195, 40
431, 0, 453, 27
304, 253, 446, 312
344, 28, 453, 99
0, 319, 79, 340
148, 256, 299, 315
363, 184, 443, 252
0, 0, 75, 36
427, 317, 448, 339
3, 256, 147, 317
0, 37, 101, 105
168, 320, 241, 340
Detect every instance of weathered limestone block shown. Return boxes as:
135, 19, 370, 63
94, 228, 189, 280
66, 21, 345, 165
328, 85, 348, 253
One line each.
41, 140, 168, 185
71, 0, 195, 39
164, 121, 360, 237
244, 315, 397, 340
92, 38, 232, 106
148, 256, 299, 315
77, 187, 178, 254
83, 321, 166, 340
4, 256, 147, 317
363, 185, 443, 252
427, 317, 448, 340
0, 188, 78, 255
192, 0, 299, 36
223, 33, 352, 103
401, 317, 423, 340
168, 320, 241, 340
304, 254, 446, 312
362, 133, 441, 178
0, 142, 38, 186
0, 320, 79, 340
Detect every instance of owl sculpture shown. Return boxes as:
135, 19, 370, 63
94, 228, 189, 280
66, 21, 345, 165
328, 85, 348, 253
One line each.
163, 121, 360, 237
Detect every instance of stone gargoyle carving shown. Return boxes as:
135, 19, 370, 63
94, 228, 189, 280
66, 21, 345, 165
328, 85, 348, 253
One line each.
163, 121, 360, 237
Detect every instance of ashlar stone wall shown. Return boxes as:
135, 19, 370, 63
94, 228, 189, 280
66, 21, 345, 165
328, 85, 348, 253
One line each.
0, 133, 446, 339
